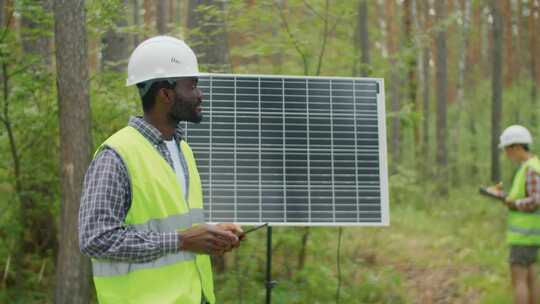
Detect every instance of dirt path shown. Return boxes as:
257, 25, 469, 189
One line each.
353, 237, 483, 303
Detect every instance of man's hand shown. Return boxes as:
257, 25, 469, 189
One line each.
505, 198, 518, 210
216, 223, 245, 246
516, 200, 539, 213
486, 182, 505, 197
178, 224, 239, 256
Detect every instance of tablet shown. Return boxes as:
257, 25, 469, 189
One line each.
479, 187, 506, 202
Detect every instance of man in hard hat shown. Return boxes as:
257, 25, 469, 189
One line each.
495, 125, 540, 304
79, 36, 242, 304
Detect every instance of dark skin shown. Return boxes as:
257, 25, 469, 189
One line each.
143, 77, 203, 140
143, 77, 244, 255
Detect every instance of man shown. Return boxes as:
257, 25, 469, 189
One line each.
494, 125, 540, 304
79, 36, 242, 304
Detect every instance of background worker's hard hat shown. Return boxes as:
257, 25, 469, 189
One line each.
126, 36, 199, 86
498, 125, 533, 148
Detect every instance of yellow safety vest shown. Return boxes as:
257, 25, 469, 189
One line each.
91, 126, 215, 304
506, 156, 540, 245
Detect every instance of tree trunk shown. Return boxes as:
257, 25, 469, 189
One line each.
469, 106, 479, 179
502, 0, 514, 86
144, 0, 155, 38
20, 0, 52, 66
354, 0, 369, 77
177, 0, 183, 26
359, 0, 369, 77
385, 0, 401, 173
169, 0, 176, 33
297, 227, 310, 271
102, 0, 129, 72
187, 0, 230, 72
0, 0, 3, 27
403, 0, 419, 164
536, 5, 540, 89
529, 0, 538, 128
88, 37, 99, 73
468, 2, 484, 179
0, 0, 13, 29
435, 0, 448, 195
133, 0, 140, 47
420, 0, 431, 176
469, 1, 482, 69
53, 0, 92, 302
489, 0, 503, 183
156, 0, 168, 34
451, 0, 471, 186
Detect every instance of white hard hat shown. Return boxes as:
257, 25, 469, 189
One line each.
126, 36, 199, 86
499, 125, 533, 148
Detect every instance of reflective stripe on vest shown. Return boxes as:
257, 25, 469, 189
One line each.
506, 156, 540, 245
91, 126, 215, 304
92, 208, 204, 277
93, 251, 197, 277
508, 226, 540, 236
131, 208, 205, 233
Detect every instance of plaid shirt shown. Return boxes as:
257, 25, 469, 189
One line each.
516, 166, 540, 207
79, 116, 186, 263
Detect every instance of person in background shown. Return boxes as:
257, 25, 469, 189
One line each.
79, 36, 243, 304
492, 125, 540, 304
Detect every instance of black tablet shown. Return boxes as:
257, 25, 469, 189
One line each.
479, 187, 506, 202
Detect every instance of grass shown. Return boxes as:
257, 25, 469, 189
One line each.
0, 184, 519, 303
215, 185, 515, 303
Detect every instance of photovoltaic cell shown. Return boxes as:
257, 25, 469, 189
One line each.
183, 74, 389, 226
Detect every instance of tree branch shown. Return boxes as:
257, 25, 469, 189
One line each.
315, 0, 330, 76
303, 0, 325, 20
0, 10, 14, 44
273, 0, 310, 75
1, 62, 21, 195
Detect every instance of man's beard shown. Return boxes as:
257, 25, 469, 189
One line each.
188, 111, 203, 123
170, 99, 203, 124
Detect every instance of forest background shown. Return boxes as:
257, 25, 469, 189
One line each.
0, 0, 539, 303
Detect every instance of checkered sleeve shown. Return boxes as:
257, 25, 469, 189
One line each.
79, 148, 179, 263
516, 168, 540, 207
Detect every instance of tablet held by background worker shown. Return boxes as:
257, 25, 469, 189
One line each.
479, 186, 507, 202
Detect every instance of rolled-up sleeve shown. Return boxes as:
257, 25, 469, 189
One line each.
79, 148, 178, 263
516, 168, 540, 207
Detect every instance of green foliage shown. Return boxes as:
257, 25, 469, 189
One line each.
388, 164, 424, 205
89, 70, 140, 146
211, 185, 518, 303
0, 32, 58, 304
225, 0, 357, 76
87, 0, 129, 36
2, 0, 540, 302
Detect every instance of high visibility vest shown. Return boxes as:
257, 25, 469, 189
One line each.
91, 126, 215, 304
506, 156, 540, 245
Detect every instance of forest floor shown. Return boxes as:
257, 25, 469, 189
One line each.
0, 185, 521, 303
345, 186, 513, 304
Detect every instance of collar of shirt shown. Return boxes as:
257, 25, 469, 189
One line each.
128, 116, 184, 145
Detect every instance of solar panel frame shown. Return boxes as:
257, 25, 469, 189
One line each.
183, 73, 389, 227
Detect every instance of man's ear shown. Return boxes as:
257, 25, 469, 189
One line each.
157, 87, 173, 105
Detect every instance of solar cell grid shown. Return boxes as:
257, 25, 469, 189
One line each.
184, 74, 388, 226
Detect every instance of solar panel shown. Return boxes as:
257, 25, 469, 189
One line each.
183, 74, 388, 226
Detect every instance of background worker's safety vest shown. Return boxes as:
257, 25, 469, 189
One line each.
91, 126, 215, 304
506, 156, 540, 245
